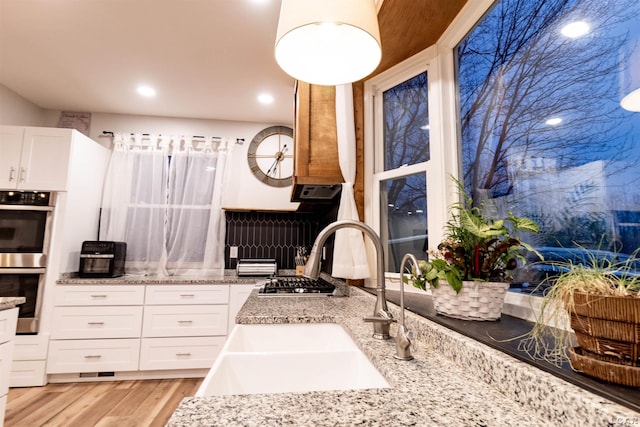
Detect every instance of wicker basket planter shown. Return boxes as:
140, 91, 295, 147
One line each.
569, 347, 640, 387
430, 280, 509, 321
566, 291, 640, 385
567, 291, 640, 362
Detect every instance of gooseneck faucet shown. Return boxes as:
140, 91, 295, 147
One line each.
303, 220, 393, 339
395, 253, 420, 360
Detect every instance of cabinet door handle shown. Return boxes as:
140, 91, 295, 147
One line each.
8, 166, 16, 182
177, 320, 193, 325
19, 167, 26, 182
84, 355, 102, 359
176, 352, 192, 357
87, 322, 105, 326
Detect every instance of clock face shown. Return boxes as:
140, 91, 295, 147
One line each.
247, 126, 294, 188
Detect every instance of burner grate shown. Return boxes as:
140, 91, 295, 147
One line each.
258, 277, 335, 295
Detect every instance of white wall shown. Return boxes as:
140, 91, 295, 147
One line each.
0, 85, 299, 211
0, 84, 46, 126
85, 112, 300, 211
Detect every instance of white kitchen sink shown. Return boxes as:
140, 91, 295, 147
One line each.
223, 323, 363, 352
196, 323, 389, 396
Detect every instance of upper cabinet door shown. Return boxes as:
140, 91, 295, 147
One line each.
0, 126, 72, 191
19, 128, 72, 191
0, 126, 25, 189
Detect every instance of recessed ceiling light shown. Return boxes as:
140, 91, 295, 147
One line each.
137, 85, 156, 97
561, 21, 589, 38
257, 93, 274, 104
546, 117, 562, 125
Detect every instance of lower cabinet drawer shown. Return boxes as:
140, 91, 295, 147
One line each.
142, 305, 228, 338
139, 336, 226, 370
10, 360, 47, 387
0, 341, 14, 396
46, 339, 140, 374
51, 306, 143, 339
0, 308, 18, 344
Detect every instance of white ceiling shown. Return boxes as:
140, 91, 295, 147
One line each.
0, 0, 296, 125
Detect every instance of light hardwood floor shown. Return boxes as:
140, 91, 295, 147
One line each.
4, 378, 202, 427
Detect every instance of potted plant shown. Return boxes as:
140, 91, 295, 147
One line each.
406, 180, 540, 320
519, 248, 640, 387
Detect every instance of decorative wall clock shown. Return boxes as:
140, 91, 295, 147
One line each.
247, 125, 294, 188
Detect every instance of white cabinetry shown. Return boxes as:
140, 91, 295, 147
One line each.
5, 127, 109, 387
46, 283, 254, 379
139, 285, 228, 371
228, 284, 256, 334
1, 308, 19, 427
46, 286, 144, 375
0, 126, 74, 191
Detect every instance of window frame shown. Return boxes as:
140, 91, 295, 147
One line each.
363, 1, 497, 285
364, 46, 449, 282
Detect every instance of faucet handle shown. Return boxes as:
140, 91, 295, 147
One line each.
394, 324, 414, 361
363, 316, 396, 325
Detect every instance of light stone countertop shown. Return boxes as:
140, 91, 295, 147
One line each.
0, 296, 26, 311
166, 281, 639, 427
56, 271, 272, 285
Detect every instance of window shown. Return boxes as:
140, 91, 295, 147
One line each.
366, 51, 437, 274
100, 134, 228, 276
455, 0, 640, 284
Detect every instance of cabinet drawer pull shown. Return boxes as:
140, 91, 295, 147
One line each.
179, 294, 195, 297
84, 355, 102, 359
176, 352, 192, 357
90, 295, 108, 299
177, 320, 193, 324
87, 322, 105, 326
8, 166, 16, 182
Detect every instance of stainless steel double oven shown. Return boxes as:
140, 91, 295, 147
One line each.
0, 190, 54, 334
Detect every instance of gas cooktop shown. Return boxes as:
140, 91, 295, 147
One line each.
258, 276, 336, 296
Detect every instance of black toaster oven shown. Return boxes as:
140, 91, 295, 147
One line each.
78, 241, 126, 278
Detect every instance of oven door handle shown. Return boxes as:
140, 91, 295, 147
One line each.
0, 205, 54, 211
0, 268, 46, 274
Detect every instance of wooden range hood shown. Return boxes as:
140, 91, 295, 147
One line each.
290, 0, 468, 213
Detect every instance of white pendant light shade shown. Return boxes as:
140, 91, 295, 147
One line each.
621, 88, 640, 112
275, 0, 381, 86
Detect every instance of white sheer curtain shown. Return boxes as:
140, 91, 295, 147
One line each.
99, 133, 228, 277
332, 84, 371, 279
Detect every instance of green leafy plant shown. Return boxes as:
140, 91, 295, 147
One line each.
405, 179, 540, 293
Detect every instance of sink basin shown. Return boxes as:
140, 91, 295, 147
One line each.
223, 323, 361, 352
198, 350, 389, 395
196, 323, 389, 396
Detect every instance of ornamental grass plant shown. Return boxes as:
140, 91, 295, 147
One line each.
518, 247, 640, 367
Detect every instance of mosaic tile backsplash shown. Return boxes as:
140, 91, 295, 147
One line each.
225, 211, 327, 270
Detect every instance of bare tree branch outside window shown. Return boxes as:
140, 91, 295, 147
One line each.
457, 0, 640, 254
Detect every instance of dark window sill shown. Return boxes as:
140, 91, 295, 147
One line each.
375, 288, 640, 413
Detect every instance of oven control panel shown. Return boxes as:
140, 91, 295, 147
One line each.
0, 191, 51, 206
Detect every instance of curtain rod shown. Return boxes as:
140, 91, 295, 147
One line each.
101, 131, 245, 144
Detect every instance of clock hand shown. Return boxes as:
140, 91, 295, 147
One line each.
266, 144, 288, 177
266, 158, 279, 177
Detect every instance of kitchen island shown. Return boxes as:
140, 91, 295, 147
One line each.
166, 280, 637, 427
1, 297, 24, 427
0, 297, 24, 312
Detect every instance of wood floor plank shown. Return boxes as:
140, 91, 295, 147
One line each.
5, 383, 93, 427
130, 380, 183, 426
5, 378, 202, 427
148, 378, 201, 427
101, 380, 164, 418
